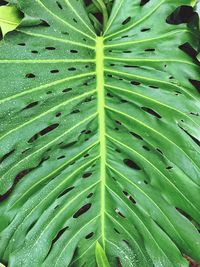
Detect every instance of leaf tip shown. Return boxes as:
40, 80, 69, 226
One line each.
95, 241, 111, 267
0, 5, 23, 37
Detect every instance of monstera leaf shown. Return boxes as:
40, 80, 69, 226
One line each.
0, 0, 200, 266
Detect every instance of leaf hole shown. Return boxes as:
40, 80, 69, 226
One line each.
142, 145, 150, 151
156, 148, 163, 154
149, 85, 159, 89
141, 28, 150, 32
56, 112, 62, 117
115, 148, 121, 153
71, 109, 80, 114
124, 65, 139, 69
123, 50, 131, 53
121, 35, 129, 38
46, 47, 56, 50
45, 227, 66, 261
28, 123, 59, 143
50, 69, 59, 74
57, 155, 65, 160
70, 49, 78, 53
114, 228, 120, 234
84, 96, 93, 103
122, 17, 131, 25
62, 88, 72, 93
130, 131, 143, 140
121, 99, 129, 103
58, 186, 74, 198
115, 120, 122, 125
123, 159, 141, 170
175, 91, 182, 96
68, 67, 77, 71
123, 191, 136, 204
82, 172, 92, 179
131, 81, 141, 86
190, 112, 199, 117
140, 0, 150, 6
85, 232, 94, 239
18, 43, 26, 47
73, 203, 92, 218
61, 31, 69, 35
22, 101, 39, 110
107, 92, 114, 98
123, 191, 128, 197
87, 193, 93, 198
26, 73, 36, 79
52, 226, 69, 246
142, 107, 162, 119
115, 208, 126, 218
129, 195, 136, 204
56, 1, 63, 9
60, 141, 77, 149
145, 48, 155, 52
40, 123, 59, 136
166, 166, 173, 170
21, 148, 31, 154
85, 130, 92, 134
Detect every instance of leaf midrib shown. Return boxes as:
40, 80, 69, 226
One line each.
96, 36, 106, 249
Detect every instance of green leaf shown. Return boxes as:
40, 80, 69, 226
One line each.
0, 0, 200, 267
0, 5, 22, 37
196, 0, 200, 27
95, 242, 111, 267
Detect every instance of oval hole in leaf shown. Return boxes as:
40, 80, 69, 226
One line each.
142, 107, 162, 119
73, 203, 91, 218
123, 159, 141, 170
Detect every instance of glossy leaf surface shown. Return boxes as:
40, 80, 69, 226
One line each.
0, 0, 200, 266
